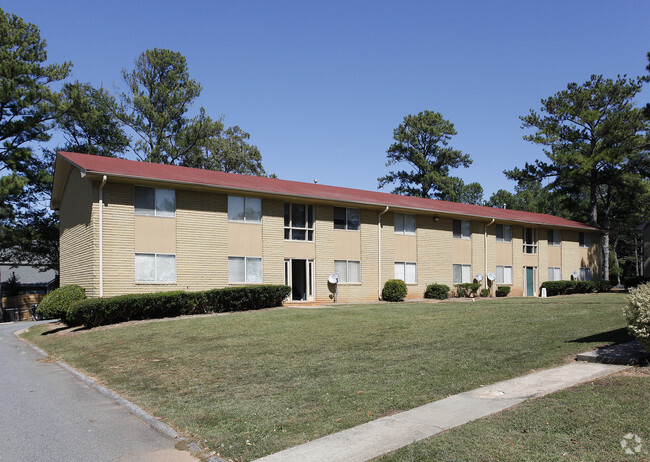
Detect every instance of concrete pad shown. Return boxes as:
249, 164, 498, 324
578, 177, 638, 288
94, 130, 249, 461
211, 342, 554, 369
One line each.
254, 361, 627, 462
576, 340, 650, 365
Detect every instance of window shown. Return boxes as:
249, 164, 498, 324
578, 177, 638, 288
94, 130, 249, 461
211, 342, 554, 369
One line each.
228, 257, 263, 283
135, 187, 175, 217
333, 207, 360, 230
453, 264, 472, 284
496, 224, 512, 243
394, 262, 417, 284
523, 228, 537, 254
579, 232, 591, 248
284, 203, 314, 241
547, 229, 561, 246
496, 265, 513, 284
548, 267, 562, 281
394, 213, 416, 235
228, 196, 262, 223
135, 253, 176, 283
334, 260, 361, 283
579, 267, 592, 281
453, 220, 471, 239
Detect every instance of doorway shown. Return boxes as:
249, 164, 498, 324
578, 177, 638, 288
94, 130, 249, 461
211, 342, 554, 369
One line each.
525, 266, 536, 297
284, 259, 314, 301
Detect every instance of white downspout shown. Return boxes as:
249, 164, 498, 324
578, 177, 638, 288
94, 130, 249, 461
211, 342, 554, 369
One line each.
485, 218, 495, 291
99, 175, 107, 297
378, 206, 389, 300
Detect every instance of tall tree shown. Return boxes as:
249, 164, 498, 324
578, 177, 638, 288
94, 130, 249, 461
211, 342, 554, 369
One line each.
116, 48, 223, 165
506, 74, 650, 280
56, 81, 130, 157
378, 111, 475, 202
0, 8, 70, 270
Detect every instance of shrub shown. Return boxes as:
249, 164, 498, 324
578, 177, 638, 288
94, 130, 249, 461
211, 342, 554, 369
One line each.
622, 282, 650, 350
424, 283, 449, 300
382, 279, 407, 302
496, 286, 511, 297
36, 285, 86, 322
541, 280, 612, 296
455, 283, 480, 297
480, 288, 490, 297
623, 276, 650, 289
66, 285, 291, 328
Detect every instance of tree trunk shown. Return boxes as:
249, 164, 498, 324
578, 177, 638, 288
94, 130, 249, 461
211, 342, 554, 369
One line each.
602, 204, 611, 281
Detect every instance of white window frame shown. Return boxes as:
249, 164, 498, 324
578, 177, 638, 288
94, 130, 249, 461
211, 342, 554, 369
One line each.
134, 186, 176, 217
523, 228, 538, 254
394, 213, 416, 235
453, 219, 471, 239
228, 196, 262, 224
453, 264, 472, 284
284, 203, 314, 241
134, 253, 177, 283
496, 265, 513, 284
547, 229, 561, 246
579, 232, 591, 248
334, 260, 361, 284
228, 256, 263, 283
333, 207, 360, 231
579, 267, 592, 281
394, 262, 417, 284
548, 266, 562, 281
496, 224, 512, 243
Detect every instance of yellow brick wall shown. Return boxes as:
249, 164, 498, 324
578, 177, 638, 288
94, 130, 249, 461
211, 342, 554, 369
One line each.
59, 169, 98, 296
510, 226, 524, 296
538, 228, 549, 286
471, 220, 485, 285
262, 199, 285, 285
315, 204, 335, 301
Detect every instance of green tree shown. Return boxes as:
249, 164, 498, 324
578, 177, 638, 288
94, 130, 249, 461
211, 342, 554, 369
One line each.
116, 48, 223, 165
56, 81, 130, 157
506, 74, 649, 280
485, 180, 568, 216
0, 8, 70, 222
378, 111, 474, 201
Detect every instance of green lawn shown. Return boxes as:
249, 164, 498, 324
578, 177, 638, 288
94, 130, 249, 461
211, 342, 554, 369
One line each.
24, 293, 633, 461
379, 369, 649, 461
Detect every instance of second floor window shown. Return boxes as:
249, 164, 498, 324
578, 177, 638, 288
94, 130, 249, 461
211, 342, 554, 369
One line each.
394, 213, 416, 235
579, 232, 591, 248
523, 228, 537, 254
135, 187, 175, 217
284, 203, 314, 241
453, 219, 471, 239
547, 229, 561, 246
333, 207, 360, 230
496, 224, 512, 242
228, 196, 262, 223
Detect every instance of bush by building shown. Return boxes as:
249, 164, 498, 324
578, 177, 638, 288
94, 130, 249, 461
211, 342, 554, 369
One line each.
382, 279, 408, 302
496, 286, 511, 297
424, 283, 450, 300
36, 285, 86, 323
455, 283, 481, 297
541, 280, 612, 296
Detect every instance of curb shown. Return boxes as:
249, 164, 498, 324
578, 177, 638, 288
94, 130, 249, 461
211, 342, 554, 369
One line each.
14, 326, 179, 441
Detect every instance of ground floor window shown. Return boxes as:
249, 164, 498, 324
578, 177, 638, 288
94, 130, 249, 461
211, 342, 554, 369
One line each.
579, 267, 592, 281
229, 257, 263, 283
453, 264, 472, 284
548, 266, 562, 281
496, 265, 513, 284
334, 260, 361, 283
395, 262, 417, 284
135, 253, 176, 283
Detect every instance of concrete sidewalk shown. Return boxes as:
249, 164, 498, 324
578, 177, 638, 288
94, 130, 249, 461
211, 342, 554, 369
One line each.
255, 361, 628, 462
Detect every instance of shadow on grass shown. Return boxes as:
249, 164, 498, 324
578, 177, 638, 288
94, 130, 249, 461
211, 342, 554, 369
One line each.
41, 325, 88, 335
569, 327, 634, 345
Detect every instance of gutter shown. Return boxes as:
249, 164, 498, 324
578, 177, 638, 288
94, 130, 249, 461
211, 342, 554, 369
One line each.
485, 218, 495, 291
378, 206, 389, 300
99, 175, 107, 297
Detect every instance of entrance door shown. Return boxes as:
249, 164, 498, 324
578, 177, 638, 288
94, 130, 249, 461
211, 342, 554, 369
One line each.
526, 267, 534, 297
285, 259, 314, 301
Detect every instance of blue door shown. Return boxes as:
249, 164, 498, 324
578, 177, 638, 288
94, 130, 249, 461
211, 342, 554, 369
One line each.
526, 267, 534, 296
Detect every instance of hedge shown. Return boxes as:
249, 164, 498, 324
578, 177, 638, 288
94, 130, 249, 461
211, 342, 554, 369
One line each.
36, 285, 86, 322
382, 279, 408, 302
455, 283, 481, 297
424, 283, 450, 300
540, 280, 612, 296
66, 285, 291, 328
496, 286, 511, 297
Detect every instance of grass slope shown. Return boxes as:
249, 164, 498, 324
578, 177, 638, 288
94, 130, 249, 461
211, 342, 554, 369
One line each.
24, 294, 632, 461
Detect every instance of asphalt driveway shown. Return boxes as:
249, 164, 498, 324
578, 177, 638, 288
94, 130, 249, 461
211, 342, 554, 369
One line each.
0, 321, 196, 462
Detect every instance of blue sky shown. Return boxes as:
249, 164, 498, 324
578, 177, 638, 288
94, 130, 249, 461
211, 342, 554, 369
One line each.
6, 0, 650, 199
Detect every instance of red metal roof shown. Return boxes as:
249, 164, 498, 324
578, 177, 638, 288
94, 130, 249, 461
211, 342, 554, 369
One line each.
55, 151, 598, 230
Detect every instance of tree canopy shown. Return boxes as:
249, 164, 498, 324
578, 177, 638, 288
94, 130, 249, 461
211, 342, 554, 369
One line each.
378, 110, 479, 203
